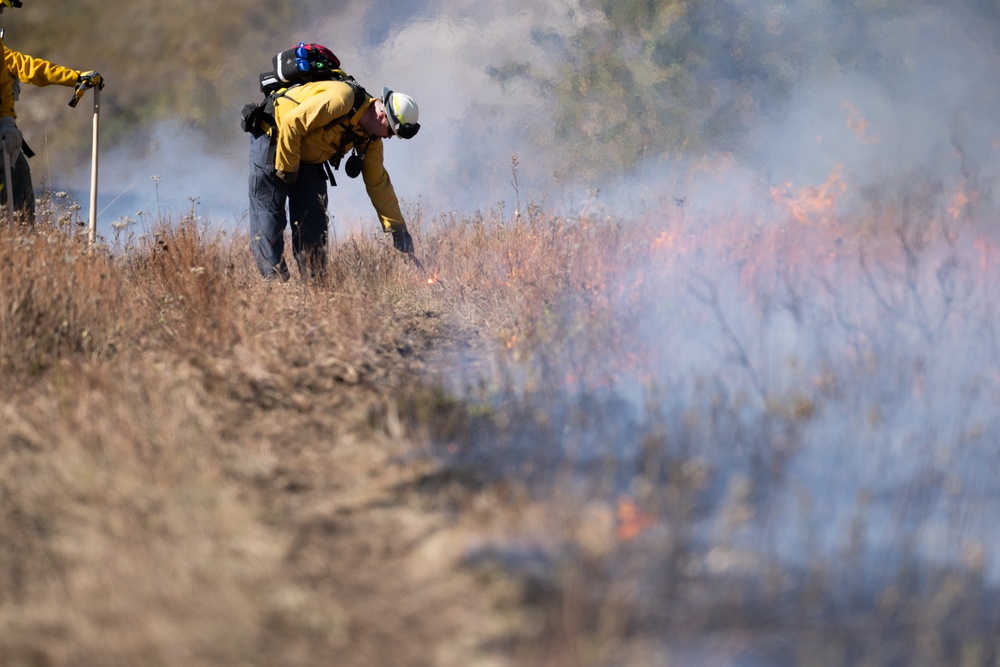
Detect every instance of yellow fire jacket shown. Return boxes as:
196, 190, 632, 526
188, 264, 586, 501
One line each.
271, 80, 405, 233
0, 39, 80, 117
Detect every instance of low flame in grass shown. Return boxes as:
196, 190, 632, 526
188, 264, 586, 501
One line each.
770, 164, 847, 225
651, 231, 676, 250
422, 268, 444, 287
948, 183, 975, 220
616, 496, 656, 541
974, 237, 994, 266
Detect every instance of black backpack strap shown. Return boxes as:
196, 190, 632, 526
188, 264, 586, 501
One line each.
322, 160, 337, 186
314, 79, 373, 171
261, 95, 278, 130
254, 77, 373, 179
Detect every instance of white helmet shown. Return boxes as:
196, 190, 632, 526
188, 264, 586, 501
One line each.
382, 87, 420, 139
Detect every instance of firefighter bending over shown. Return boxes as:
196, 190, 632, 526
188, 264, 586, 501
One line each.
246, 55, 420, 281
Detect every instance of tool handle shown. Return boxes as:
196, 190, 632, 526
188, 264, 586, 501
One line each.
3, 148, 15, 226
87, 88, 100, 246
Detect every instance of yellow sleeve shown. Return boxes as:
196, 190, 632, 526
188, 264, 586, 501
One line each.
361, 138, 405, 232
5, 49, 79, 87
0, 40, 15, 117
274, 82, 355, 173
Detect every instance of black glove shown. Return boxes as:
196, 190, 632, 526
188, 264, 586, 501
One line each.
392, 229, 414, 254
276, 169, 298, 185
77, 71, 105, 90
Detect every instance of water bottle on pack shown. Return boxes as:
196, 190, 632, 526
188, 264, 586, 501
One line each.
258, 41, 343, 94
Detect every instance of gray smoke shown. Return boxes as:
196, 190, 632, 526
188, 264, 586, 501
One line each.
408, 0, 1000, 608
52, 1, 605, 238
16, 1, 1000, 239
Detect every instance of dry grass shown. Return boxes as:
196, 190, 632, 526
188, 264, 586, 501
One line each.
0, 210, 455, 666
2, 196, 999, 666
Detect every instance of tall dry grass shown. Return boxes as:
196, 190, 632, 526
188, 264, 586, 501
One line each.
0, 207, 454, 666
0, 196, 662, 666
2, 193, 999, 666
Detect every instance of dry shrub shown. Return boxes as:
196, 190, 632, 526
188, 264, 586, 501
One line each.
328, 231, 411, 299
0, 221, 126, 375
0, 218, 424, 667
119, 219, 251, 351
417, 208, 654, 394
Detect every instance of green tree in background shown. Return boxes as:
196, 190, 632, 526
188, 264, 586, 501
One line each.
518, 0, 1000, 178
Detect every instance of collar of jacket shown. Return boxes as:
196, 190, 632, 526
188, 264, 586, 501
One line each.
348, 96, 374, 131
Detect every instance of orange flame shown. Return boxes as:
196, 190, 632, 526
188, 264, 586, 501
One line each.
616, 497, 656, 541
770, 164, 847, 225
651, 231, 676, 250
842, 101, 879, 144
948, 184, 973, 220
